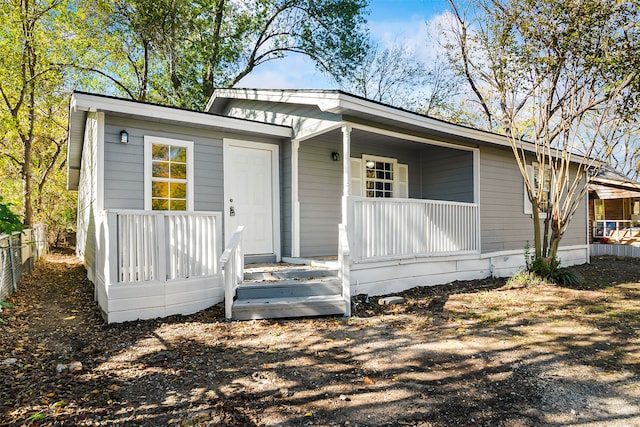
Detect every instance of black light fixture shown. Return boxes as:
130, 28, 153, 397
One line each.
331, 151, 341, 161
119, 130, 129, 144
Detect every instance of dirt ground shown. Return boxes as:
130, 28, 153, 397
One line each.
1, 251, 639, 427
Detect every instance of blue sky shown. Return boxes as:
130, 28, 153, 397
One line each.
237, 0, 452, 89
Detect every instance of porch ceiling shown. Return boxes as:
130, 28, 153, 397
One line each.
592, 184, 640, 200
305, 126, 474, 152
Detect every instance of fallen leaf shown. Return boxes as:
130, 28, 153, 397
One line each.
304, 411, 313, 417
363, 376, 375, 385
106, 384, 120, 391
63, 315, 76, 321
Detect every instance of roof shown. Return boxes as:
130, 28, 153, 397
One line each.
208, 88, 569, 157
590, 166, 640, 199
66, 92, 292, 190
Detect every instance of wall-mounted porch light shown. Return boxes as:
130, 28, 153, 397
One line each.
119, 130, 129, 144
331, 151, 341, 161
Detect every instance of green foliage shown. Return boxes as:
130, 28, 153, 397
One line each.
0, 197, 23, 235
0, 300, 15, 325
86, 0, 371, 109
523, 242, 582, 286
552, 269, 583, 287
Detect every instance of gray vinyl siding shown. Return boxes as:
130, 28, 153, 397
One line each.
298, 138, 342, 256
479, 146, 587, 253
103, 116, 224, 211
102, 114, 287, 251
421, 146, 474, 203
351, 141, 423, 199
76, 112, 98, 278
297, 136, 426, 256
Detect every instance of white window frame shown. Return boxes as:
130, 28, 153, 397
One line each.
524, 162, 553, 217
351, 154, 408, 198
144, 135, 194, 211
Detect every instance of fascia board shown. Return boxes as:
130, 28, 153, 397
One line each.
209, 88, 342, 111
72, 92, 292, 138
332, 95, 591, 164
592, 177, 640, 190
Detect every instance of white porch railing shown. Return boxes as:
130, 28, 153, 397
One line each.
348, 197, 480, 261
102, 210, 222, 284
592, 220, 640, 240
220, 226, 244, 320
338, 224, 351, 317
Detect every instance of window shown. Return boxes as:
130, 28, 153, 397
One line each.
524, 162, 552, 215
350, 155, 408, 198
365, 157, 395, 198
594, 199, 604, 221
144, 136, 194, 211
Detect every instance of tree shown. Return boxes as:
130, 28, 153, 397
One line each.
0, 0, 81, 230
86, 0, 370, 109
444, 0, 640, 266
338, 41, 464, 118
339, 42, 428, 108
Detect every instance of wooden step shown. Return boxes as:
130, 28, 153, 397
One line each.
243, 268, 338, 281
236, 279, 340, 299
231, 295, 346, 320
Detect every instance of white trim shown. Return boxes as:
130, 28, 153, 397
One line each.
361, 154, 399, 198
96, 112, 105, 211
223, 138, 281, 261
586, 194, 590, 261
349, 122, 478, 152
342, 125, 352, 225
349, 157, 363, 197
292, 140, 300, 258
293, 121, 344, 143
473, 148, 480, 204
71, 92, 292, 138
144, 135, 195, 211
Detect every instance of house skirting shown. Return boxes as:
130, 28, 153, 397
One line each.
94, 271, 224, 323
350, 245, 589, 296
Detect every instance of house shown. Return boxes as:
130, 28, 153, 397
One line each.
67, 89, 589, 323
589, 167, 640, 246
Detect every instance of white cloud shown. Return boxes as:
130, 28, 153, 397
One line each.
369, 10, 456, 64
235, 53, 336, 89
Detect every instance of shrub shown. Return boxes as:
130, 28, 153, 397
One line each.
0, 197, 23, 235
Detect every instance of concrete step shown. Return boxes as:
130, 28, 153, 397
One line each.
236, 279, 341, 299
232, 295, 346, 320
244, 268, 338, 281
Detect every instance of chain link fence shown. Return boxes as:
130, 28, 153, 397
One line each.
0, 225, 48, 301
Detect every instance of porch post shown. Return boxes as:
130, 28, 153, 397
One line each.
342, 124, 352, 225
291, 140, 301, 257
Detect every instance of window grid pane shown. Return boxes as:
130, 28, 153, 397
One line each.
151, 143, 189, 211
365, 159, 394, 198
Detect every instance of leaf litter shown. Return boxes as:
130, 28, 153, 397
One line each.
0, 252, 639, 426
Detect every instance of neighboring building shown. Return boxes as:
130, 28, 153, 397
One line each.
589, 167, 640, 246
67, 90, 589, 323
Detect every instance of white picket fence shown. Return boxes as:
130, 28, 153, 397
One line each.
348, 197, 480, 261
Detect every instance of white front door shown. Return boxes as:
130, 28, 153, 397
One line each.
224, 140, 279, 256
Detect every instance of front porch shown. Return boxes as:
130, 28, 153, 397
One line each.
94, 188, 486, 322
